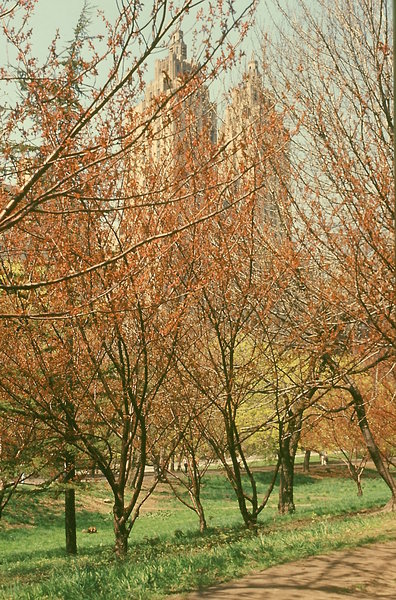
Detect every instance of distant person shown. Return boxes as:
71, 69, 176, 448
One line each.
320, 451, 328, 466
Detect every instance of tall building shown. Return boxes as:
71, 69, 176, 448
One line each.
124, 36, 287, 236
135, 30, 216, 169
120, 30, 217, 245
144, 30, 190, 99
221, 56, 288, 230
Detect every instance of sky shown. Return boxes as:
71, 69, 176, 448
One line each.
2, 1, 317, 78
14, 0, 271, 106
27, 1, 261, 64
0, 0, 294, 112
29, 1, 119, 57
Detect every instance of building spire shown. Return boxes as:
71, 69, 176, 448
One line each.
247, 52, 259, 77
170, 29, 187, 61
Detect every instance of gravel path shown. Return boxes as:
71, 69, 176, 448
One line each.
173, 540, 396, 599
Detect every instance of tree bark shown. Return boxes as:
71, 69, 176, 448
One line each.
114, 524, 128, 557
278, 410, 303, 514
197, 501, 207, 533
345, 459, 364, 496
113, 495, 128, 557
278, 448, 296, 514
348, 384, 396, 509
189, 466, 207, 533
303, 449, 311, 473
356, 474, 363, 497
64, 460, 77, 555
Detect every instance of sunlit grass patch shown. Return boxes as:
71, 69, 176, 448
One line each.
0, 468, 395, 599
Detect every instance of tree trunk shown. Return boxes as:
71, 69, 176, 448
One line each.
114, 525, 128, 557
65, 488, 77, 554
64, 460, 77, 555
383, 497, 396, 511
189, 470, 207, 533
230, 467, 258, 530
113, 496, 128, 558
197, 502, 207, 533
278, 450, 295, 514
349, 384, 396, 509
303, 449, 311, 473
346, 460, 364, 497
356, 475, 363, 497
240, 489, 258, 529
278, 410, 303, 514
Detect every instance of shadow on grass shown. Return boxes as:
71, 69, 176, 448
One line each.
1, 538, 116, 570
3, 489, 64, 527
201, 470, 318, 501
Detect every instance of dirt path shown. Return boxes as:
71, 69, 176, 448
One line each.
175, 540, 396, 599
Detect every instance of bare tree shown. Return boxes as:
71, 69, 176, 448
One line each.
264, 0, 395, 508
0, 0, 256, 303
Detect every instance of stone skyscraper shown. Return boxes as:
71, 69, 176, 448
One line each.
125, 36, 286, 234
136, 30, 216, 168
221, 56, 287, 230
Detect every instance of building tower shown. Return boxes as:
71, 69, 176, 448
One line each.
221, 56, 288, 230
136, 30, 216, 168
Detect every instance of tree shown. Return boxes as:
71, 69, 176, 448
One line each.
266, 0, 395, 508
175, 188, 284, 529
301, 390, 369, 495
0, 0, 256, 308
0, 2, 264, 555
162, 376, 214, 533
0, 185, 195, 557
0, 412, 38, 518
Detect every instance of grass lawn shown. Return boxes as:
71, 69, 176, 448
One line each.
0, 466, 395, 599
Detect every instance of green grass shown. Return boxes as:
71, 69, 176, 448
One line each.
0, 467, 395, 599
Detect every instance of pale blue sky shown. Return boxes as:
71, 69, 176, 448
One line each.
1, 1, 287, 109
23, 1, 269, 102
28, 1, 262, 61
30, 1, 119, 59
